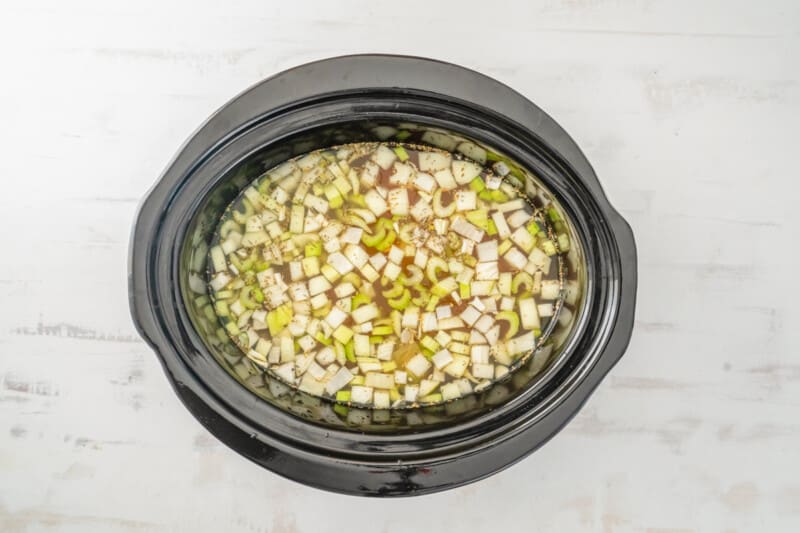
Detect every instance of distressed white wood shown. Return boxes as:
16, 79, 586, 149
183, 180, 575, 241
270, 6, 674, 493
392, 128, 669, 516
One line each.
1, 1, 799, 531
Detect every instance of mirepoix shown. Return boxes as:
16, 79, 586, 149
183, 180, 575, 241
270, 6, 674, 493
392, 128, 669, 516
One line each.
204, 142, 574, 408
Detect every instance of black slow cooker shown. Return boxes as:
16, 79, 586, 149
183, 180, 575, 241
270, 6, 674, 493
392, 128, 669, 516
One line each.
129, 54, 637, 496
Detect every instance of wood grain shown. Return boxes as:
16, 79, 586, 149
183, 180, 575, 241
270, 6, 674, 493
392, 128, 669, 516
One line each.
1, 0, 798, 531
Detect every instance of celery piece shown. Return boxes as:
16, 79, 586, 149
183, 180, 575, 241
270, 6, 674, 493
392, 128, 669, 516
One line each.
393, 146, 409, 161
465, 209, 489, 228
547, 206, 561, 222
490, 190, 509, 203
420, 336, 440, 352
351, 293, 371, 309
479, 190, 493, 202
375, 230, 397, 252
214, 300, 230, 317
557, 233, 570, 252
231, 198, 255, 224
387, 288, 411, 310
486, 219, 498, 236
344, 340, 356, 362
361, 226, 386, 247
526, 221, 540, 236
541, 239, 557, 256
314, 331, 333, 346
421, 295, 438, 313
336, 390, 351, 402
469, 176, 486, 192
372, 325, 393, 336
426, 257, 449, 284
381, 361, 397, 372
459, 282, 471, 299
267, 305, 292, 336
419, 393, 443, 404
497, 239, 513, 256
382, 283, 405, 299
496, 310, 520, 340
333, 324, 354, 344
395, 130, 412, 140
333, 404, 349, 416
304, 241, 322, 257
252, 286, 264, 304
239, 286, 257, 309
511, 272, 534, 294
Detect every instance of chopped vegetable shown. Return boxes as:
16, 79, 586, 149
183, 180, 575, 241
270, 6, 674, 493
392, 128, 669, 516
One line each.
205, 142, 574, 408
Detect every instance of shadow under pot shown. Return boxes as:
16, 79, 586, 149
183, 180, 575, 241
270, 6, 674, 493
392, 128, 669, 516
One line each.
129, 54, 637, 496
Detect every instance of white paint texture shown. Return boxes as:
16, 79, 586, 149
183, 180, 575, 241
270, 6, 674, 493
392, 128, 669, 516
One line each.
1, 1, 799, 531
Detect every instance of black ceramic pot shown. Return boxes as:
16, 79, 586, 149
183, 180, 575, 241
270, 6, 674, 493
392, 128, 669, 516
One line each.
129, 55, 637, 496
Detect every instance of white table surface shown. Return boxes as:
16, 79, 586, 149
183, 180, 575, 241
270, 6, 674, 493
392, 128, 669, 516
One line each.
2, 1, 798, 531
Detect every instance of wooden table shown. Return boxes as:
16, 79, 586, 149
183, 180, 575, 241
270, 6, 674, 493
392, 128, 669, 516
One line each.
1, 1, 798, 531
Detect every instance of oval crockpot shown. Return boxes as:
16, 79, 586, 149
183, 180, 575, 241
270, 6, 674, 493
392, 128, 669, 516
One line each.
129, 54, 637, 496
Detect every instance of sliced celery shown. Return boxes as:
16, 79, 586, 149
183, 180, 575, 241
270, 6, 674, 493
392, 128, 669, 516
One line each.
393, 146, 409, 161
387, 288, 411, 310
496, 310, 520, 340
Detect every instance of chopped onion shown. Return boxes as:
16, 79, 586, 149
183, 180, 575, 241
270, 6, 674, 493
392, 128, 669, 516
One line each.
519, 297, 541, 329
475, 261, 499, 281
421, 312, 438, 332
373, 390, 390, 409
334, 282, 356, 298
540, 280, 561, 300
459, 305, 481, 326
308, 275, 332, 296
413, 172, 437, 193
469, 330, 487, 345
474, 314, 495, 334
325, 307, 348, 329
451, 216, 485, 242
388, 189, 409, 215
433, 168, 458, 190
537, 303, 554, 317
340, 226, 363, 244
350, 385, 374, 404
369, 252, 388, 272
471, 344, 490, 364
451, 160, 481, 185
352, 303, 378, 324
371, 145, 397, 170
364, 190, 389, 216
388, 245, 404, 264
353, 334, 370, 357
504, 247, 528, 270
344, 244, 369, 269
418, 378, 440, 397
443, 355, 470, 377
496, 199, 527, 213
383, 262, 402, 281
472, 363, 494, 379
418, 151, 451, 172
406, 353, 431, 377
365, 372, 395, 389
454, 190, 477, 211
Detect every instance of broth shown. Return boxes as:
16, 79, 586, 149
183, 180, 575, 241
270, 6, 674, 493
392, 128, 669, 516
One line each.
206, 142, 571, 407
